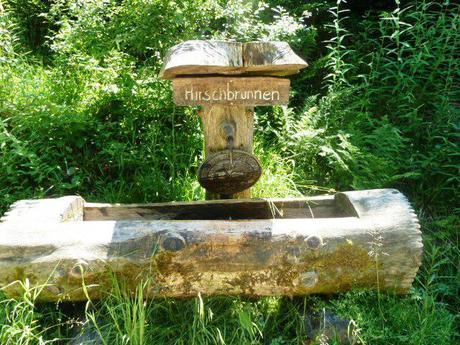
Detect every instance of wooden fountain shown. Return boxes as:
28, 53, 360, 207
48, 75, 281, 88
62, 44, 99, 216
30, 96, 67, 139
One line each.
0, 41, 422, 301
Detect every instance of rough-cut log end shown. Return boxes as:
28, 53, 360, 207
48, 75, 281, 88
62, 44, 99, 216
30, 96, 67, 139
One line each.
336, 189, 423, 293
160, 40, 308, 79
0, 196, 84, 223
0, 189, 422, 301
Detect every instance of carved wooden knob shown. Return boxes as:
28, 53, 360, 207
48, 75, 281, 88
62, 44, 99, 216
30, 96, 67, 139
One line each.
162, 233, 186, 252
305, 235, 323, 249
300, 270, 318, 288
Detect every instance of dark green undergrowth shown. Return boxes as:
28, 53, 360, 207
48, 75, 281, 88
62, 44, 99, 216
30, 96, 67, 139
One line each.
0, 0, 458, 344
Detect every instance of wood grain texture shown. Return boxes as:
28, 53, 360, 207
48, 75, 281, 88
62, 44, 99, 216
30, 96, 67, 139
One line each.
160, 40, 307, 79
160, 40, 243, 79
83, 195, 344, 220
0, 189, 422, 301
199, 105, 255, 198
173, 77, 290, 106
242, 41, 308, 76
198, 149, 262, 195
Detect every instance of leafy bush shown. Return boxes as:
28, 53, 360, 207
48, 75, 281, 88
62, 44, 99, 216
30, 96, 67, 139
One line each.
257, 0, 459, 212
212, 0, 306, 41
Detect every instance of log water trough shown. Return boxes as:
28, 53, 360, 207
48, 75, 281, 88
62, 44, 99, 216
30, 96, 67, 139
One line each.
0, 41, 423, 301
0, 189, 422, 301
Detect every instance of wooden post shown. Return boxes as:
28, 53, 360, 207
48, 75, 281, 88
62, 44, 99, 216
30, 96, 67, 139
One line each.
199, 106, 254, 157
199, 105, 254, 198
161, 41, 308, 199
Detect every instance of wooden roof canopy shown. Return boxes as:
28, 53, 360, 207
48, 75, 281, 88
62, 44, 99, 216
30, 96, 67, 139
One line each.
160, 40, 308, 79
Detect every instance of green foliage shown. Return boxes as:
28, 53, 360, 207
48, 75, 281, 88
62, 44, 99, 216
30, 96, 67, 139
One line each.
256, 0, 460, 210
282, 92, 405, 191
0, 5, 19, 60
81, 285, 309, 344
0, 0, 458, 344
328, 289, 456, 345
0, 280, 67, 344
1, 0, 51, 55
85, 278, 150, 345
48, 0, 218, 62
212, 0, 306, 42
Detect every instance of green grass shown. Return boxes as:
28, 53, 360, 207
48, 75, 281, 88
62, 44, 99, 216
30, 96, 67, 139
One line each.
1, 0, 459, 344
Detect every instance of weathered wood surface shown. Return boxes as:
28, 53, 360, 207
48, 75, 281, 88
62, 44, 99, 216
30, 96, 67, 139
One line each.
84, 195, 344, 220
1, 196, 84, 223
160, 40, 307, 79
0, 189, 422, 301
163, 40, 305, 198
199, 105, 256, 198
173, 77, 290, 106
198, 149, 262, 195
242, 42, 308, 76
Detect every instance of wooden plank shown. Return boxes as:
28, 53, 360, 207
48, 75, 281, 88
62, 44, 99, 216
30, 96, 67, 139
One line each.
160, 40, 243, 79
242, 41, 308, 76
173, 77, 290, 106
0, 189, 422, 301
85, 194, 335, 208
160, 40, 307, 79
83, 197, 346, 221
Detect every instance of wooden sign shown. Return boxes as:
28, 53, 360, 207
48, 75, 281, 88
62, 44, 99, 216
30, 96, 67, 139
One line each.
161, 40, 307, 198
173, 77, 290, 106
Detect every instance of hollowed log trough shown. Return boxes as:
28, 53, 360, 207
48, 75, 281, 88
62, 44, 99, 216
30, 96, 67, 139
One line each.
0, 189, 422, 302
